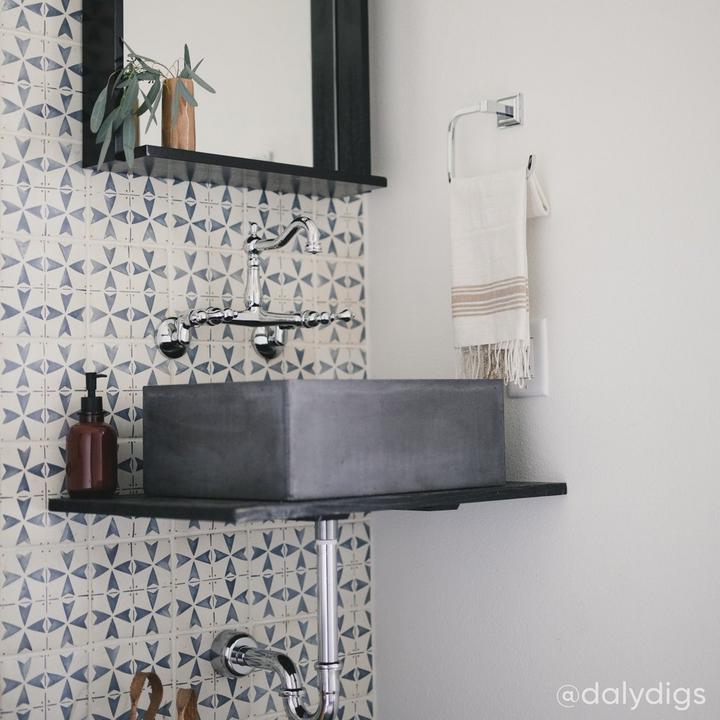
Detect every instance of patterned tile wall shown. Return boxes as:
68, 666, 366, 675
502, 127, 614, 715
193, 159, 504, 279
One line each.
0, 2, 373, 718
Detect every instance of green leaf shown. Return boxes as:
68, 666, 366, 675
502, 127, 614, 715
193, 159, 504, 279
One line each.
117, 76, 138, 119
145, 81, 163, 131
186, 69, 215, 94
133, 71, 161, 82
96, 126, 113, 170
90, 85, 108, 132
108, 68, 123, 93
177, 81, 198, 107
184, 44, 191, 69
192, 58, 204, 73
96, 107, 119, 143
122, 115, 136, 171
137, 79, 160, 115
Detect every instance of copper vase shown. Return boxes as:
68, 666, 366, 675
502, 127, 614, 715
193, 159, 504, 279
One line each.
162, 78, 196, 151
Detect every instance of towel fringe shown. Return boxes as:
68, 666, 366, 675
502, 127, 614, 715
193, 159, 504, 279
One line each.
456, 340, 531, 388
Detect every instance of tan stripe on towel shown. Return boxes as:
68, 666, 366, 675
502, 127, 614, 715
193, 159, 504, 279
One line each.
451, 285, 528, 305
452, 276, 528, 292
453, 300, 529, 318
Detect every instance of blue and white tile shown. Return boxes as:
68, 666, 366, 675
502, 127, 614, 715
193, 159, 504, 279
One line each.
89, 642, 135, 701
0, 340, 45, 391
128, 191, 171, 246
90, 542, 133, 594
175, 632, 216, 682
208, 342, 245, 383
45, 238, 86, 290
207, 249, 244, 300
88, 243, 130, 292
45, 648, 89, 708
0, 0, 46, 35
0, 653, 45, 714
45, 543, 89, 600
44, 441, 67, 497
43, 0, 83, 43
131, 587, 172, 637
248, 529, 285, 577
131, 539, 171, 590
44, 139, 83, 190
0, 31, 45, 87
1, 235, 45, 289
130, 339, 172, 388
130, 291, 169, 341
248, 574, 286, 622
0, 598, 47, 654
211, 576, 250, 626
210, 531, 248, 579
286, 617, 318, 667
45, 509, 88, 546
245, 188, 280, 212
128, 245, 168, 295
44, 286, 86, 338
0, 442, 46, 498
207, 198, 243, 250
132, 514, 172, 541
213, 675, 253, 720
0, 133, 45, 187
45, 186, 86, 237
0, 391, 46, 442
44, 38, 82, 93
0, 546, 46, 605
175, 582, 213, 630
170, 248, 210, 298
45, 594, 89, 650
87, 341, 133, 391
285, 569, 317, 617
0, 81, 47, 136
88, 291, 131, 340
175, 534, 213, 584
43, 86, 82, 140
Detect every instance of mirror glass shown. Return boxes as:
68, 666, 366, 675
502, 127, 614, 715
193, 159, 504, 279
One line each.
124, 0, 314, 166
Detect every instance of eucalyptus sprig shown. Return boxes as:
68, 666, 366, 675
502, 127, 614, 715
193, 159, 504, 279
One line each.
171, 44, 216, 124
90, 43, 215, 171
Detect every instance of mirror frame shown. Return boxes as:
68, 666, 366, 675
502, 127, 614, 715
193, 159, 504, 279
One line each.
82, 0, 373, 176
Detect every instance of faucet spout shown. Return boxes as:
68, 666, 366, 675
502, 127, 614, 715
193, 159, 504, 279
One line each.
248, 216, 320, 254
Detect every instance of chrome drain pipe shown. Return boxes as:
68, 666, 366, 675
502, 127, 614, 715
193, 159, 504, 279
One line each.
211, 518, 340, 720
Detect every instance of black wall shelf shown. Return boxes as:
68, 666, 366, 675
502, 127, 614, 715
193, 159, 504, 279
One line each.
48, 481, 567, 523
83, 1, 385, 198
88, 146, 387, 198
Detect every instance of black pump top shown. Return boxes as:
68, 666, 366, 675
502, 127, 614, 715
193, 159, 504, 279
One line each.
81, 372, 107, 415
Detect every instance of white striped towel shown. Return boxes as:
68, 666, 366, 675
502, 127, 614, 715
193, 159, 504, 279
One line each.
450, 165, 549, 385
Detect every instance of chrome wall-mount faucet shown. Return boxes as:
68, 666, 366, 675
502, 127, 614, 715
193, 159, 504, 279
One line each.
156, 217, 353, 360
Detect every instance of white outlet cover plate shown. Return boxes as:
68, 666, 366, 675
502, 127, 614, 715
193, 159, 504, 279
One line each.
507, 318, 549, 398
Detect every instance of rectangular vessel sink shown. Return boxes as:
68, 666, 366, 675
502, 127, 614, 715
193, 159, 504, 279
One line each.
143, 379, 506, 501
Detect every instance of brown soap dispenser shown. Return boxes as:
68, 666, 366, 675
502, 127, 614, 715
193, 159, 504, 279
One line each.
66, 372, 118, 497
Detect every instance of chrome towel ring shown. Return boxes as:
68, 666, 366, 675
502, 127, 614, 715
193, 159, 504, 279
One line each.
448, 92, 533, 182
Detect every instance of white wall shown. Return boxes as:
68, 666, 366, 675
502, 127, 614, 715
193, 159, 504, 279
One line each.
366, 1, 720, 717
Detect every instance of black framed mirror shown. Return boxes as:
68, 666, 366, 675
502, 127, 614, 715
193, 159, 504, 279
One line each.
82, 0, 386, 196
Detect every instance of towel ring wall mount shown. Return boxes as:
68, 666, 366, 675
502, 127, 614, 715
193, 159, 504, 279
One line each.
448, 92, 533, 182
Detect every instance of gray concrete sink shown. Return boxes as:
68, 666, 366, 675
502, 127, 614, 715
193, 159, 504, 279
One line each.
143, 379, 506, 501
